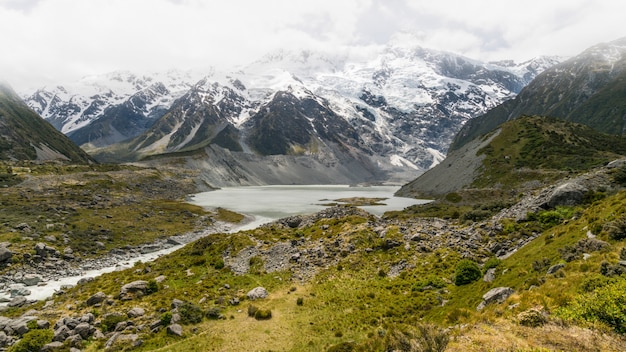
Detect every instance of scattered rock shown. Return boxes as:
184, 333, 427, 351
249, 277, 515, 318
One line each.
120, 280, 148, 299
547, 263, 565, 275
167, 324, 183, 337
171, 299, 184, 309
7, 296, 27, 307
9, 284, 31, 297
86, 292, 107, 306
477, 287, 514, 311
517, 308, 548, 327
0, 247, 12, 264
127, 307, 145, 318
41, 341, 64, 352
483, 268, 496, 282
246, 287, 268, 300
21, 274, 42, 286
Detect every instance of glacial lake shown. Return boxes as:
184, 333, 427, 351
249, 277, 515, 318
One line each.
189, 185, 430, 230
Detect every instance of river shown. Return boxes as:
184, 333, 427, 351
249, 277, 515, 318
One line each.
1, 185, 427, 305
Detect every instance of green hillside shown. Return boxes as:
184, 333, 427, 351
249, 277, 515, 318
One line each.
0, 83, 94, 163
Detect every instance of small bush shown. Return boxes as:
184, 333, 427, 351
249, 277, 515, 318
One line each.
179, 302, 204, 324
206, 307, 222, 320
160, 312, 172, 326
296, 297, 304, 306
254, 309, 272, 320
214, 259, 225, 270
518, 308, 548, 327
454, 259, 481, 286
482, 257, 501, 273
605, 217, 626, 240
146, 279, 158, 294
9, 329, 53, 352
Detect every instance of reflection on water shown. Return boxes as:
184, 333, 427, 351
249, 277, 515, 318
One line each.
189, 185, 430, 230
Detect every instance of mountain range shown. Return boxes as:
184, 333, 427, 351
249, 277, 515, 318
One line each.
20, 40, 560, 185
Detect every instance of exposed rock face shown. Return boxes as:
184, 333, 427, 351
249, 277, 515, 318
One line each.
477, 287, 514, 311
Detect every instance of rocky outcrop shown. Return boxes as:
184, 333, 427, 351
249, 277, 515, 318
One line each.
477, 287, 514, 311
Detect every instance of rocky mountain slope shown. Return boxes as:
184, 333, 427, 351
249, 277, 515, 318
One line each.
0, 82, 94, 163
21, 41, 560, 184
451, 37, 626, 151
397, 115, 626, 199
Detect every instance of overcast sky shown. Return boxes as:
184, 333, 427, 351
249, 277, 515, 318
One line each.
1, 0, 624, 91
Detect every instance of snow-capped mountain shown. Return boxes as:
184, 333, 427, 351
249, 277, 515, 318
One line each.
22, 43, 561, 184
22, 70, 205, 146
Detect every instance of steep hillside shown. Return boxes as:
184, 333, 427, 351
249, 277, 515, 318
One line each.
397, 115, 626, 199
451, 37, 626, 151
0, 83, 94, 163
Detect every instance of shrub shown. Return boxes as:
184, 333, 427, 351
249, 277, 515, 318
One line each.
206, 307, 222, 320
214, 259, 225, 269
296, 297, 304, 306
146, 279, 158, 294
179, 302, 204, 324
9, 329, 53, 352
160, 312, 172, 326
518, 308, 548, 327
605, 217, 626, 240
557, 279, 626, 333
254, 309, 272, 320
482, 257, 501, 273
454, 260, 481, 286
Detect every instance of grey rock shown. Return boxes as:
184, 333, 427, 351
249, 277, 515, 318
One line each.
80, 313, 95, 324
41, 341, 64, 351
171, 298, 184, 309
65, 333, 83, 348
53, 325, 71, 342
246, 287, 269, 300
127, 307, 145, 318
120, 280, 148, 298
547, 182, 588, 208
7, 316, 36, 336
7, 296, 26, 307
0, 247, 12, 263
9, 284, 31, 297
547, 263, 565, 275
74, 322, 93, 339
37, 319, 50, 329
483, 268, 496, 282
0, 331, 11, 348
477, 287, 514, 311
167, 324, 183, 337
77, 276, 95, 285
86, 292, 106, 306
21, 273, 42, 286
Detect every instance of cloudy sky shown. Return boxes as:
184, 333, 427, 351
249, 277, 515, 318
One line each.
1, 0, 624, 91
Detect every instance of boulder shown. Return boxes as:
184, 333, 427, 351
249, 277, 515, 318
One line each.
483, 268, 496, 282
477, 287, 514, 311
86, 292, 107, 306
21, 274, 42, 286
547, 182, 587, 208
127, 307, 145, 318
0, 247, 12, 264
120, 281, 148, 295
167, 324, 183, 337
171, 298, 184, 309
547, 263, 565, 275
73, 322, 93, 339
246, 287, 269, 300
41, 341, 64, 352
9, 284, 30, 298
7, 296, 26, 308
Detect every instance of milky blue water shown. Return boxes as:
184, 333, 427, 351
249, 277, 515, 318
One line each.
189, 185, 429, 230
